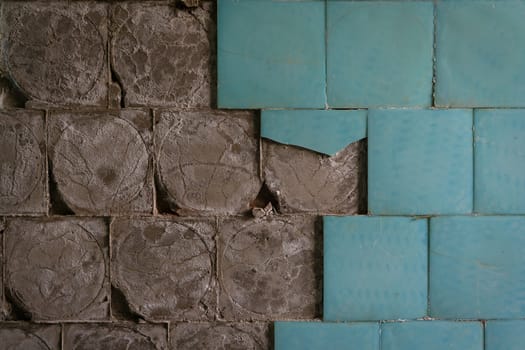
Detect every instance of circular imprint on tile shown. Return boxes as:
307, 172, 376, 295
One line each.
174, 325, 263, 349
0, 115, 42, 207
114, 222, 212, 318
157, 112, 260, 213
221, 219, 317, 316
6, 221, 106, 319
52, 116, 148, 213
0, 328, 51, 350
73, 327, 157, 350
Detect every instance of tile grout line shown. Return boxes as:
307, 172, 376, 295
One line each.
431, 0, 437, 107
472, 110, 476, 214
427, 218, 431, 318
324, 0, 328, 110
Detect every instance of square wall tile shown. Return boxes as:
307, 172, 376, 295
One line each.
218, 0, 325, 108
474, 109, 525, 213
275, 322, 379, 350
368, 109, 473, 215
327, 1, 433, 107
430, 216, 525, 319
324, 216, 427, 321
436, 1, 525, 107
486, 320, 525, 350
382, 321, 482, 350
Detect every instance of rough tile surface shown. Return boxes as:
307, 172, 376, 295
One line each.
435, 1, 525, 107
155, 110, 261, 215
264, 140, 366, 214
323, 216, 428, 321
218, 0, 325, 108
474, 109, 525, 213
1, 2, 108, 107
430, 216, 525, 319
368, 109, 473, 215
0, 323, 61, 350
382, 321, 483, 350
48, 110, 152, 215
5, 218, 109, 320
327, 1, 433, 107
486, 320, 525, 350
63, 323, 167, 350
111, 217, 216, 321
274, 322, 379, 350
111, 3, 214, 107
170, 322, 270, 350
0, 110, 46, 215
218, 216, 321, 320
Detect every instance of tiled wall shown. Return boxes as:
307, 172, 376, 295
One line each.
218, 0, 525, 349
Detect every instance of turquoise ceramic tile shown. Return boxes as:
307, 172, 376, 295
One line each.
274, 322, 379, 350
435, 1, 525, 107
474, 109, 525, 214
261, 110, 367, 156
368, 109, 473, 215
217, 0, 325, 109
430, 216, 525, 319
324, 216, 427, 321
486, 320, 525, 350
382, 321, 483, 350
327, 1, 433, 108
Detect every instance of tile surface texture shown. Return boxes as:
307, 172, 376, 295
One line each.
485, 320, 525, 350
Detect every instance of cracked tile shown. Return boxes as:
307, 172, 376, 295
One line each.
218, 215, 321, 320
111, 217, 216, 321
155, 109, 261, 215
0, 323, 61, 350
0, 110, 46, 215
48, 110, 153, 215
4, 218, 109, 321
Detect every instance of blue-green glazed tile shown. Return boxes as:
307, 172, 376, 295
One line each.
368, 109, 473, 215
327, 1, 433, 108
382, 321, 483, 350
430, 216, 525, 319
261, 110, 367, 156
274, 322, 379, 350
323, 216, 428, 321
436, 1, 525, 107
486, 320, 525, 350
217, 0, 325, 109
474, 109, 525, 214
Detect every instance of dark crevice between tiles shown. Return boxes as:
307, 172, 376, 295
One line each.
431, 0, 437, 107
250, 183, 281, 215
48, 159, 75, 216
110, 285, 143, 322
427, 217, 431, 318
324, 0, 329, 109
472, 109, 476, 214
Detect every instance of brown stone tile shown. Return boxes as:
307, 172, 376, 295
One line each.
218, 215, 322, 320
111, 217, 216, 321
48, 110, 153, 215
0, 323, 60, 349
4, 218, 110, 321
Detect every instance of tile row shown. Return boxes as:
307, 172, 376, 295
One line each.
324, 215, 525, 321
276, 320, 525, 350
0, 215, 321, 321
218, 0, 525, 108
262, 108, 525, 215
0, 2, 214, 108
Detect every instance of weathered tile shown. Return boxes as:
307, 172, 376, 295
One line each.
435, 1, 525, 107
63, 323, 167, 350
474, 109, 525, 213
0, 110, 46, 215
5, 218, 109, 320
154, 110, 261, 215
170, 322, 270, 350
218, 215, 321, 320
217, 0, 325, 108
275, 322, 379, 350
48, 110, 153, 215
327, 1, 433, 107
382, 321, 483, 350
486, 320, 525, 350
111, 217, 216, 321
0, 323, 60, 349
430, 216, 525, 319
368, 109, 473, 215
324, 216, 427, 321
1, 2, 108, 107
261, 110, 367, 156
111, 3, 214, 107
